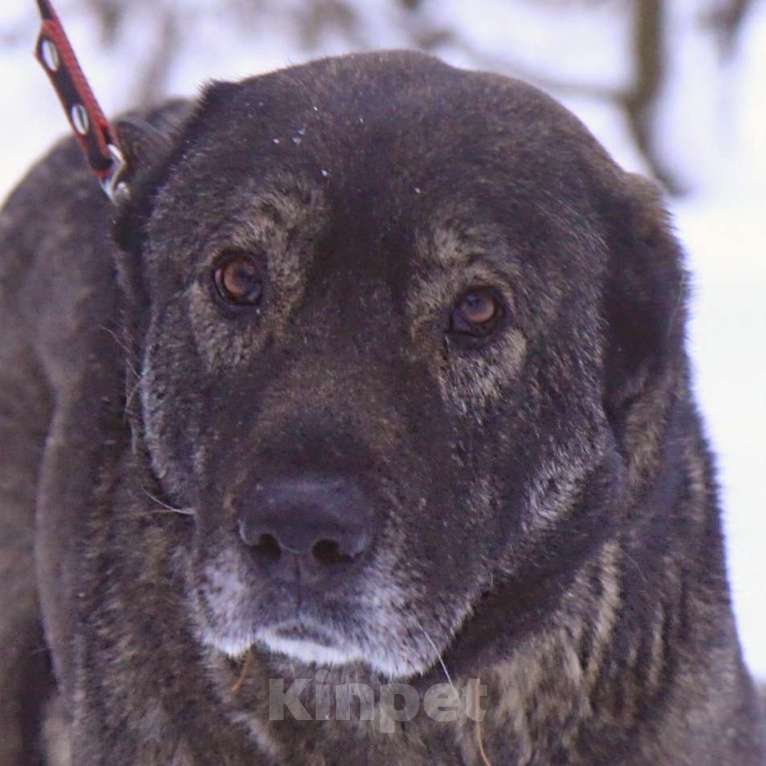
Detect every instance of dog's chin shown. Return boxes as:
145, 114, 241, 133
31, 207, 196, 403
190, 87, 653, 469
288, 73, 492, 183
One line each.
255, 625, 366, 668
202, 620, 430, 681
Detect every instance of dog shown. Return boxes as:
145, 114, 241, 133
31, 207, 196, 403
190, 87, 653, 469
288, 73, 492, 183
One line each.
0, 50, 763, 765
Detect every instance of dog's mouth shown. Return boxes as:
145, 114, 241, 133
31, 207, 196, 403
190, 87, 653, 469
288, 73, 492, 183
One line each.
195, 568, 368, 666
264, 620, 336, 645
193, 545, 451, 679
208, 610, 368, 670
254, 618, 366, 668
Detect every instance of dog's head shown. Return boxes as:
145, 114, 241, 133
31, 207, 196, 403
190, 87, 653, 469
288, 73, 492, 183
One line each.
113, 51, 685, 680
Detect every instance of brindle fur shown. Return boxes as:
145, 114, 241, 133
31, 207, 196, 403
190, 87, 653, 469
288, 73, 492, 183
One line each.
0, 51, 763, 765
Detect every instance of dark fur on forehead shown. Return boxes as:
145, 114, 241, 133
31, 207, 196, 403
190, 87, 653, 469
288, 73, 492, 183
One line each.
114, 50, 615, 256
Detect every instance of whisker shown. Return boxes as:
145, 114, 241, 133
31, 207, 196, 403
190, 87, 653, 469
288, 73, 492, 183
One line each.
474, 678, 492, 766
143, 507, 195, 516
124, 372, 144, 416
99, 324, 141, 379
99, 324, 145, 423
416, 621, 456, 696
141, 487, 196, 516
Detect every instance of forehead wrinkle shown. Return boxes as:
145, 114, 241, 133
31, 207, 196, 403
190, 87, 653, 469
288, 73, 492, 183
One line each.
221, 176, 326, 253
151, 172, 327, 274
416, 206, 513, 269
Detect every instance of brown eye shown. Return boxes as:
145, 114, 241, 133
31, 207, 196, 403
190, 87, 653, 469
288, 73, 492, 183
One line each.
449, 287, 504, 337
213, 253, 263, 306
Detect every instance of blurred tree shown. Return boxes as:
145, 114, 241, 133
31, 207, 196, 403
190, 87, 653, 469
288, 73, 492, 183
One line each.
704, 0, 756, 55
624, 0, 673, 191
84, 0, 124, 45
2, 0, 759, 195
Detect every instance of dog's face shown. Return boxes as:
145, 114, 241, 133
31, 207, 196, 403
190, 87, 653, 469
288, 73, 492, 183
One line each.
117, 51, 683, 679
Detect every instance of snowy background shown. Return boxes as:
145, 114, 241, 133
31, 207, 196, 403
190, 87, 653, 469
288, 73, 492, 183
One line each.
1, 0, 763, 677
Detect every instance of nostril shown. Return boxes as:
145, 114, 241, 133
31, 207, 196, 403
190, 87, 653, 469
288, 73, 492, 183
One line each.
312, 539, 353, 566
252, 533, 281, 563
238, 475, 377, 578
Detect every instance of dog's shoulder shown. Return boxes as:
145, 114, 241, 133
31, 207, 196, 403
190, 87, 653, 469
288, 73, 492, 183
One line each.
0, 100, 191, 373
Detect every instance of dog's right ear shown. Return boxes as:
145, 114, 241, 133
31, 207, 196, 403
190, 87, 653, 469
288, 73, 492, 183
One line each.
599, 171, 688, 479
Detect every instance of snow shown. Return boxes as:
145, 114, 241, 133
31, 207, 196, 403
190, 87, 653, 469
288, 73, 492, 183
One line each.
0, 0, 763, 677
674, 5, 766, 679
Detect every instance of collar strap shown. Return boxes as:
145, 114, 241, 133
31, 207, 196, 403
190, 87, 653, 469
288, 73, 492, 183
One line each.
35, 0, 129, 203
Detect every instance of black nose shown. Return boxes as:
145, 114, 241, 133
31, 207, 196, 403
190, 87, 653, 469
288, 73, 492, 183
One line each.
238, 476, 376, 583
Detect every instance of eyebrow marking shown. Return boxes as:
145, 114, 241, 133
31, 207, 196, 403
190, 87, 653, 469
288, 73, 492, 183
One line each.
406, 211, 527, 419
184, 174, 329, 373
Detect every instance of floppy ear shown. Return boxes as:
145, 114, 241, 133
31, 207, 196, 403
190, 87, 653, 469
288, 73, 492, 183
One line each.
116, 117, 175, 182
100, 109, 188, 441
112, 105, 188, 249
601, 173, 688, 438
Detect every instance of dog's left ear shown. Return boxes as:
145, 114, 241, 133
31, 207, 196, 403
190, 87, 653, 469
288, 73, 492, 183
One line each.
601, 173, 688, 433
111, 112, 182, 255
108, 107, 190, 314
116, 117, 175, 184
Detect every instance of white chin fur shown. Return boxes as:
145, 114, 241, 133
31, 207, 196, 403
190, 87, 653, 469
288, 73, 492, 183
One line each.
256, 629, 364, 667
203, 628, 425, 680
255, 630, 428, 680
202, 626, 361, 667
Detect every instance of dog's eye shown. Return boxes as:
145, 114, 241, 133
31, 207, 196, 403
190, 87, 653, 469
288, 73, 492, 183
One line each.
213, 253, 263, 306
449, 287, 504, 337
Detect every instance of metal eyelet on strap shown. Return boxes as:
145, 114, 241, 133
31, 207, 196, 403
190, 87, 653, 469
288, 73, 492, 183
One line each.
100, 144, 130, 205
